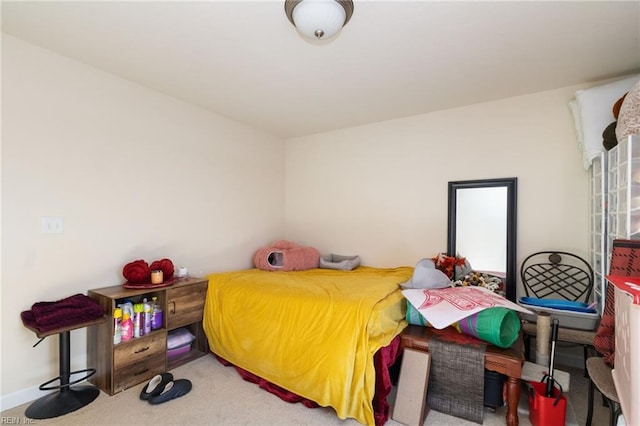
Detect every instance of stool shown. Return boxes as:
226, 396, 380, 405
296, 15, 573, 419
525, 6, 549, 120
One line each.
22, 317, 105, 419
586, 357, 621, 426
521, 321, 595, 377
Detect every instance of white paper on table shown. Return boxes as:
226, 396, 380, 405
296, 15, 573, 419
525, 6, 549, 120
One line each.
402, 286, 533, 329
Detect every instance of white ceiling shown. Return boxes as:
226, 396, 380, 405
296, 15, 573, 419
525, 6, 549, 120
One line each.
2, 1, 640, 138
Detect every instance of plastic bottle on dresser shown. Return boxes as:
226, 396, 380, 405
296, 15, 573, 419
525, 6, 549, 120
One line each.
113, 308, 122, 345
133, 303, 144, 338
151, 296, 163, 330
143, 298, 152, 335
120, 301, 134, 319
120, 313, 133, 342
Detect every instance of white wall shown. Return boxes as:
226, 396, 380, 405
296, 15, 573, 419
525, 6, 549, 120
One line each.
284, 86, 591, 289
1, 35, 285, 405
283, 87, 592, 368
2, 32, 602, 407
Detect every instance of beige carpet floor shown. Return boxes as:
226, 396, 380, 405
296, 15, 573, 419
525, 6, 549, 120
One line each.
2, 354, 609, 425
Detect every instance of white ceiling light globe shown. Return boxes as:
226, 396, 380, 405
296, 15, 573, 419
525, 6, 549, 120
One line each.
292, 0, 347, 40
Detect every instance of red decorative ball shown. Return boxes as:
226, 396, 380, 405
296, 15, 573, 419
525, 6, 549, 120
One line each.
122, 260, 151, 284
149, 258, 174, 280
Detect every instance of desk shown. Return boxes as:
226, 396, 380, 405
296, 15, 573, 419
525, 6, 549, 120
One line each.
22, 316, 105, 419
400, 325, 524, 426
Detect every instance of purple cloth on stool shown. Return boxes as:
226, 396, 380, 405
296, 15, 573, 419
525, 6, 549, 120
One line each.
21, 293, 104, 333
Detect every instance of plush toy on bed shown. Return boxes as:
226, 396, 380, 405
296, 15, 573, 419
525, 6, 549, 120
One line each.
253, 240, 320, 271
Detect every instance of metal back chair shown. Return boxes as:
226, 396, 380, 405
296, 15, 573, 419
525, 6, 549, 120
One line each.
520, 251, 596, 376
521, 251, 594, 303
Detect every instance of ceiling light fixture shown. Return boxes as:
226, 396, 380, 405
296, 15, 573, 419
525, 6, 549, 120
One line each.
284, 0, 354, 41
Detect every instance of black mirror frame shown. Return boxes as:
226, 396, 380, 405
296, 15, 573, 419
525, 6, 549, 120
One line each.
447, 177, 518, 301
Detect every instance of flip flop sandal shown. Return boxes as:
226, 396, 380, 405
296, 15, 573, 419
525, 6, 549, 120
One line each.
148, 379, 192, 405
140, 373, 173, 400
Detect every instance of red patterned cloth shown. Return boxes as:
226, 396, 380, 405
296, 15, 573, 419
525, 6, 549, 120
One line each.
594, 282, 616, 367
609, 239, 640, 276
595, 239, 640, 367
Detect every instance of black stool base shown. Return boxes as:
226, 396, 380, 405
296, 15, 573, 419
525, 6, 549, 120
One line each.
25, 385, 100, 419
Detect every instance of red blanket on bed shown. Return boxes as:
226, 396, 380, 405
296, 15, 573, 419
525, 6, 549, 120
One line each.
215, 335, 401, 426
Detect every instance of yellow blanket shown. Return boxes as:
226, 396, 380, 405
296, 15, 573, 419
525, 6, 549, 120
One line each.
203, 266, 413, 425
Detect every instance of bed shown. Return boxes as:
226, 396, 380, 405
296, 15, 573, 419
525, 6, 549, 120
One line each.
202, 266, 413, 425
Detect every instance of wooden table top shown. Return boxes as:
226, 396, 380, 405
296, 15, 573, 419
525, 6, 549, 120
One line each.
22, 316, 106, 339
400, 324, 525, 378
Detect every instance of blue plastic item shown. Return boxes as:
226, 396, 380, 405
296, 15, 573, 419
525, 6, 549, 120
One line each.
518, 297, 597, 313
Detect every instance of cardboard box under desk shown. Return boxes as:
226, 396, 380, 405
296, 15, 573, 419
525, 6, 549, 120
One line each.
392, 348, 431, 426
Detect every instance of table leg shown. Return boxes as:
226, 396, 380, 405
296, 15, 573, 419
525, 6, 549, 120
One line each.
59, 330, 70, 393
505, 376, 520, 426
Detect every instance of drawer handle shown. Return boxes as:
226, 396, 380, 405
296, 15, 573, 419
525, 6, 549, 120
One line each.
134, 346, 150, 354
169, 301, 176, 315
134, 368, 149, 376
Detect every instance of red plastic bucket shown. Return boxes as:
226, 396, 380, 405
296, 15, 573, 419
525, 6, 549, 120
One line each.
528, 380, 566, 426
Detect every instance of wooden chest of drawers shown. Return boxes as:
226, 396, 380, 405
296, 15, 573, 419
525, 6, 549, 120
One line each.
87, 277, 209, 395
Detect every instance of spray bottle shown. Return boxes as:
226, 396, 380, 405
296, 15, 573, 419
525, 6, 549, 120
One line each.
113, 308, 122, 345
120, 313, 133, 342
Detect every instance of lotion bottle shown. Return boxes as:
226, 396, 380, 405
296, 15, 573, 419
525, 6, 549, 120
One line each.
151, 296, 163, 330
143, 298, 152, 335
133, 303, 143, 338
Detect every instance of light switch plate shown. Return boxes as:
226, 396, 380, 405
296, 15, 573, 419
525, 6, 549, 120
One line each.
41, 217, 64, 234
